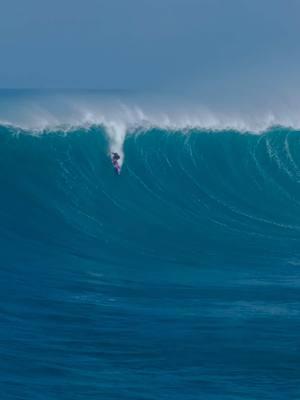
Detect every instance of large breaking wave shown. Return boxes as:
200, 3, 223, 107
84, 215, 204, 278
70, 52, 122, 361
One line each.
1, 122, 300, 267
2, 91, 300, 398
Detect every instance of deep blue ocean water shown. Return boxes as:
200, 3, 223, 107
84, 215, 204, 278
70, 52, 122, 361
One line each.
0, 92, 300, 399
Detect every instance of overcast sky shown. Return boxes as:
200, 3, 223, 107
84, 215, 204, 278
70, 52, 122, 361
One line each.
0, 0, 299, 96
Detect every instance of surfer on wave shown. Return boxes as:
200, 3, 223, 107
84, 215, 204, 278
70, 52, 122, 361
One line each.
111, 152, 121, 175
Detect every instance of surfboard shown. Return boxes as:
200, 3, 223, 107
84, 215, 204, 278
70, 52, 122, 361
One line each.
113, 162, 121, 175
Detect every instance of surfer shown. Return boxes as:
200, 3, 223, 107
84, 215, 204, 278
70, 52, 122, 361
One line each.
111, 152, 120, 162
111, 152, 121, 175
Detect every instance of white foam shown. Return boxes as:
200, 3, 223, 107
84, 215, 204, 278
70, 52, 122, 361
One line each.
0, 91, 300, 148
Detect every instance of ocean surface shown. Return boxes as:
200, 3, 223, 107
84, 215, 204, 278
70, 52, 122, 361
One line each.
0, 91, 299, 399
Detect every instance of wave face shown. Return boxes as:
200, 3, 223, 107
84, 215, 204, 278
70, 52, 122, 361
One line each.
1, 123, 300, 399
2, 125, 300, 264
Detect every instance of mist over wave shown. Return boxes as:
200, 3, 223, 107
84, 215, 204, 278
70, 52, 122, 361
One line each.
2, 89, 300, 136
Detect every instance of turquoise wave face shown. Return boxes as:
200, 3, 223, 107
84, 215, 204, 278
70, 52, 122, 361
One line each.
1, 125, 300, 265
1, 124, 300, 399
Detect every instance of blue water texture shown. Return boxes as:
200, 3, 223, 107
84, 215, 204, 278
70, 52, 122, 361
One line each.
1, 121, 300, 399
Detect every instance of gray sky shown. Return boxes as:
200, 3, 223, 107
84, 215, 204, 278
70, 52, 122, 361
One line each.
0, 0, 299, 95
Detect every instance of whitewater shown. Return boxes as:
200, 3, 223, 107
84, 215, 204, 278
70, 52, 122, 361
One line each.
1, 90, 299, 400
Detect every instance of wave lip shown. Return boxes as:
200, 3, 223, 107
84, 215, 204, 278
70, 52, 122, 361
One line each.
1, 89, 300, 134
